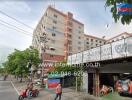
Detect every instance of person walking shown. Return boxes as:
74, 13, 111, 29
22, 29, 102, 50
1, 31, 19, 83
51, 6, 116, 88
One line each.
54, 84, 62, 100
128, 81, 132, 94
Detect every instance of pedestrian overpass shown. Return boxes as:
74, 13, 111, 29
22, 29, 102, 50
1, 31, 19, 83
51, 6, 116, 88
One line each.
67, 36, 132, 96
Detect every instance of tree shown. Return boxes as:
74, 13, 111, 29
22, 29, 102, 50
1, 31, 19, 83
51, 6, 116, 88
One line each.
3, 47, 40, 82
0, 67, 4, 75
106, 0, 132, 25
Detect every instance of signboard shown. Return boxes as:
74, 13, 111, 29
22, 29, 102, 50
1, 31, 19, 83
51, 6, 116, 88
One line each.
76, 52, 83, 64
83, 50, 89, 63
48, 79, 60, 88
125, 37, 132, 57
118, 3, 132, 15
67, 55, 72, 65
71, 54, 77, 64
67, 36, 132, 64
88, 47, 100, 62
101, 44, 112, 60
112, 39, 126, 58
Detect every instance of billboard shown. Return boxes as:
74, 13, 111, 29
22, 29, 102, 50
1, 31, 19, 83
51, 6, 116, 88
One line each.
88, 47, 100, 62
112, 39, 126, 58
125, 37, 132, 57
71, 54, 77, 64
83, 50, 89, 63
67, 36, 132, 64
67, 55, 72, 65
76, 52, 83, 64
101, 44, 112, 60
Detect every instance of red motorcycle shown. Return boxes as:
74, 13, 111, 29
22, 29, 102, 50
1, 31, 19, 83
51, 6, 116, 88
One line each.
18, 89, 39, 100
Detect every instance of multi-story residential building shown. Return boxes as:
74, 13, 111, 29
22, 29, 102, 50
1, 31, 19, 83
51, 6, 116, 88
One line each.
32, 5, 84, 63
107, 32, 132, 43
84, 34, 106, 50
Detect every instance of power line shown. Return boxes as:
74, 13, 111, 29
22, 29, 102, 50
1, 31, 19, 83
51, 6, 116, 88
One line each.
0, 22, 32, 37
0, 10, 34, 30
0, 19, 32, 34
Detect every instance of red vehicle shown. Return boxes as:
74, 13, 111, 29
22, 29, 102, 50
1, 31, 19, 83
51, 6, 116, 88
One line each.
18, 89, 39, 100
100, 85, 113, 96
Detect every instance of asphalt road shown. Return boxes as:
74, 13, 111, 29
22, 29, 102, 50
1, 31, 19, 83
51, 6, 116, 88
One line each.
0, 77, 18, 100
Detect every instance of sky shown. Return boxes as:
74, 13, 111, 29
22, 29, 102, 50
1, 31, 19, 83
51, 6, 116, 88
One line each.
0, 0, 132, 51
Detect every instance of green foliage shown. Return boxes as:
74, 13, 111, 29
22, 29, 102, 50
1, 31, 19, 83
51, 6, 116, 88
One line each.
2, 47, 40, 77
0, 67, 4, 74
106, 0, 132, 25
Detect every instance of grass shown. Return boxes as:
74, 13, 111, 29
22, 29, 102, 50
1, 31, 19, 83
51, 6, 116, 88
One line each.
101, 92, 132, 100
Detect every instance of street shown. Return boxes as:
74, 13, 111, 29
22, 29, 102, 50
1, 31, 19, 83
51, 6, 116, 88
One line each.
0, 77, 18, 100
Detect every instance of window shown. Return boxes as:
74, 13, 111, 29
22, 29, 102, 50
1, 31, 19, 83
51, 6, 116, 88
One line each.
54, 14, 57, 18
68, 34, 72, 38
91, 39, 93, 42
78, 36, 81, 39
68, 53, 72, 55
96, 40, 98, 42
68, 28, 72, 32
99, 41, 102, 43
52, 33, 56, 37
86, 42, 89, 44
69, 46, 72, 51
112, 40, 114, 42
53, 20, 57, 24
68, 40, 72, 45
42, 25, 45, 29
121, 36, 124, 39
43, 32, 46, 36
87, 38, 89, 40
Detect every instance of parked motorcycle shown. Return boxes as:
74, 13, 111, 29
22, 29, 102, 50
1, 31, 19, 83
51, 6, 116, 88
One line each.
18, 89, 39, 100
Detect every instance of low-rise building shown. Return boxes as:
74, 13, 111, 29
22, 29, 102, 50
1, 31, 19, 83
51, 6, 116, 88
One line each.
84, 34, 106, 50
107, 32, 132, 43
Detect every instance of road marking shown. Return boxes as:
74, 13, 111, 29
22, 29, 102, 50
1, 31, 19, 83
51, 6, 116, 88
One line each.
10, 81, 20, 95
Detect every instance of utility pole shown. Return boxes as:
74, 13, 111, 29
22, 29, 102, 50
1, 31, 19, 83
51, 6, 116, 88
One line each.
39, 33, 50, 87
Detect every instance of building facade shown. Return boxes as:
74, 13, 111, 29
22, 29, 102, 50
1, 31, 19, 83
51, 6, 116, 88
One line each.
107, 32, 132, 43
32, 6, 84, 63
84, 34, 106, 50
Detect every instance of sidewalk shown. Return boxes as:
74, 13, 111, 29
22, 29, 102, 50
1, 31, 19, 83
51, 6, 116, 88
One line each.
11, 77, 100, 100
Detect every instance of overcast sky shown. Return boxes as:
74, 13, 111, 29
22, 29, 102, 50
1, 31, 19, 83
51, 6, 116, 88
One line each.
0, 0, 132, 50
